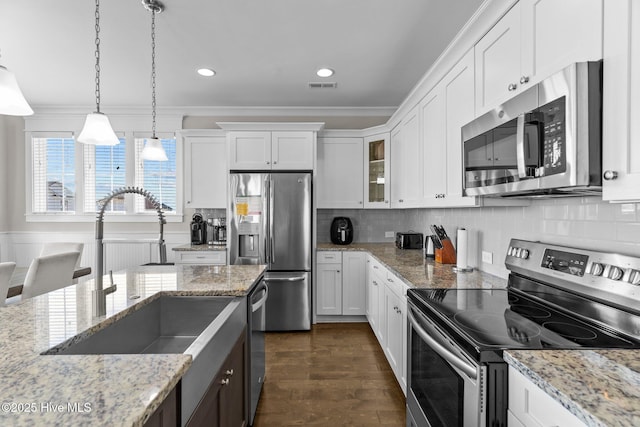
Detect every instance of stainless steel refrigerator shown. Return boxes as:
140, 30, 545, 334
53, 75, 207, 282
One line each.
229, 172, 311, 331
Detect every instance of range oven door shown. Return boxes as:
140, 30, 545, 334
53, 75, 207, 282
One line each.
407, 303, 486, 427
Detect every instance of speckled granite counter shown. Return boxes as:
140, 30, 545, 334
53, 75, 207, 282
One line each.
317, 242, 507, 289
505, 350, 640, 427
172, 244, 226, 251
0, 264, 265, 426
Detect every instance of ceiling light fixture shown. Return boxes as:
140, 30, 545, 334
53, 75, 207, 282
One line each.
0, 51, 33, 116
197, 68, 215, 77
316, 68, 334, 78
78, 0, 119, 146
141, 0, 167, 161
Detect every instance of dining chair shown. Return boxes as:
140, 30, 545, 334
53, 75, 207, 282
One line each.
0, 262, 16, 307
21, 252, 81, 300
40, 242, 84, 268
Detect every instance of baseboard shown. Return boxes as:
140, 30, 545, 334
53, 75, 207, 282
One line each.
315, 315, 367, 323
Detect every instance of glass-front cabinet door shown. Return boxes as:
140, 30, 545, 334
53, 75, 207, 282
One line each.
364, 133, 390, 208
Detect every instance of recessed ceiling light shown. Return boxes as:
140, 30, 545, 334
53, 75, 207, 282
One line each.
316, 68, 334, 78
197, 68, 215, 77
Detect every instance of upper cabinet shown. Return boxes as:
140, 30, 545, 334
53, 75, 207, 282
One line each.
317, 137, 364, 208
219, 123, 323, 171
364, 133, 390, 208
475, 0, 603, 115
602, 0, 640, 201
182, 131, 227, 209
391, 105, 422, 208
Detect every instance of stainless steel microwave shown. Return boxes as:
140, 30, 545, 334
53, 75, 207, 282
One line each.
462, 61, 602, 198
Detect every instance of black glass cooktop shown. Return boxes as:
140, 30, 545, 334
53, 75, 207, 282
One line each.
408, 283, 640, 356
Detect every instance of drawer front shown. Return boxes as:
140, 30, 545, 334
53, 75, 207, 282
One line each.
176, 251, 226, 265
385, 271, 406, 298
317, 251, 343, 264
368, 256, 385, 277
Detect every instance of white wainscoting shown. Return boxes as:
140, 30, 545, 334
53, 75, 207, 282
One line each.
1, 232, 191, 276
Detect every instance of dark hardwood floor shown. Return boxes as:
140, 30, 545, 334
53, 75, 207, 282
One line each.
253, 323, 406, 426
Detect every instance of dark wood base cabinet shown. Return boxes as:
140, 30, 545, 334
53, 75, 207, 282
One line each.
187, 328, 247, 427
144, 384, 179, 427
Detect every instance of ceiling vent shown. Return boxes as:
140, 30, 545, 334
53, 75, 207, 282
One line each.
308, 82, 338, 89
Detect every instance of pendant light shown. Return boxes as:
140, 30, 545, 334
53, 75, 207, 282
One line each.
78, 0, 119, 146
141, 0, 168, 161
0, 51, 33, 116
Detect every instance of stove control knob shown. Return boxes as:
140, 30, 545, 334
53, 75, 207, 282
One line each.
629, 270, 640, 285
514, 248, 522, 257
608, 266, 624, 281
590, 263, 605, 276
507, 246, 515, 256
519, 249, 530, 259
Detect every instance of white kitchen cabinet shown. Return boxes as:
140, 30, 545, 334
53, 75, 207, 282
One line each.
475, 0, 603, 115
363, 133, 390, 208
391, 105, 422, 208
341, 251, 366, 316
316, 251, 366, 316
367, 255, 386, 344
316, 137, 364, 208
508, 367, 586, 427
384, 271, 407, 394
227, 131, 314, 170
421, 85, 446, 203
174, 250, 226, 265
389, 124, 403, 208
183, 134, 227, 209
602, 0, 640, 201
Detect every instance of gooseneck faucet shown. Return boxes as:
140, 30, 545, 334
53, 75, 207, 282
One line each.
94, 187, 167, 312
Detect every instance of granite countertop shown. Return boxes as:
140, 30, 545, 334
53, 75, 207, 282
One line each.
0, 264, 265, 426
505, 350, 640, 427
318, 242, 640, 427
317, 242, 507, 289
172, 243, 226, 251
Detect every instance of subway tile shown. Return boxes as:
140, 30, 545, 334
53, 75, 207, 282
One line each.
543, 204, 569, 220
615, 223, 640, 243
583, 221, 616, 240
614, 203, 637, 222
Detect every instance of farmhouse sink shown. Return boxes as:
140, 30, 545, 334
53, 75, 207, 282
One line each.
44, 295, 247, 426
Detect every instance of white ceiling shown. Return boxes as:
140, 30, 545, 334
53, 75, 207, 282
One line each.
0, 0, 484, 111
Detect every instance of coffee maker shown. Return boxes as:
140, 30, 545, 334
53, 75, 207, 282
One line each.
207, 217, 227, 246
190, 213, 206, 245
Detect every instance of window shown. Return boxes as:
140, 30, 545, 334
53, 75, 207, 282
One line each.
134, 136, 177, 213
83, 137, 127, 213
26, 118, 182, 222
32, 133, 76, 213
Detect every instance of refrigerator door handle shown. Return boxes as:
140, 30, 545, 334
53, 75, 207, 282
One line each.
270, 178, 275, 264
264, 176, 270, 264
262, 275, 307, 282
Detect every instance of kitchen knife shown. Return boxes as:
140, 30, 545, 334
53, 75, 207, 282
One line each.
438, 225, 450, 241
429, 225, 443, 249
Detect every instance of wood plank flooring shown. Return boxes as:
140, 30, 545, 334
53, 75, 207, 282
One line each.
253, 323, 406, 426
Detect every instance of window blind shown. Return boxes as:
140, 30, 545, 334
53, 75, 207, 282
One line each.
134, 135, 177, 213
83, 137, 127, 213
31, 133, 75, 213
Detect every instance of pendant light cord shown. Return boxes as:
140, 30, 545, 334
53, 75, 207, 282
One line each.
151, 7, 157, 138
94, 0, 101, 114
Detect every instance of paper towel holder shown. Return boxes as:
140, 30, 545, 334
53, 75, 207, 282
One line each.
452, 227, 474, 273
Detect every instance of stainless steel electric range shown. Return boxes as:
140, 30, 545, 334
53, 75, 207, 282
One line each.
407, 238, 640, 427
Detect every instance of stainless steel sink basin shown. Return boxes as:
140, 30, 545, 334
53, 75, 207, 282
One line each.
44, 295, 247, 426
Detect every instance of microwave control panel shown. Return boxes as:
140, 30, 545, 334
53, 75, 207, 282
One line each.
539, 96, 567, 176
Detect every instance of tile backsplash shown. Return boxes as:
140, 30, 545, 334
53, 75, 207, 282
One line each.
319, 197, 640, 279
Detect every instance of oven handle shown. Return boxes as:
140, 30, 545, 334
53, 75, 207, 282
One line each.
408, 307, 478, 380
516, 114, 527, 178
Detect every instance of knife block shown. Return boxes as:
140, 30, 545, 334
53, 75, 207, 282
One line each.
435, 240, 457, 264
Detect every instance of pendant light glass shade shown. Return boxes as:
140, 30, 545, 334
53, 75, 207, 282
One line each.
78, 112, 120, 146
141, 137, 168, 161
0, 65, 33, 116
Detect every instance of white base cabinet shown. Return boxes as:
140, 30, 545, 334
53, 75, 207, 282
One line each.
316, 251, 366, 316
366, 254, 407, 395
508, 367, 586, 427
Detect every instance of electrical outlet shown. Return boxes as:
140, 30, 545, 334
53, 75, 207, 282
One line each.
482, 251, 493, 264
385, 231, 395, 238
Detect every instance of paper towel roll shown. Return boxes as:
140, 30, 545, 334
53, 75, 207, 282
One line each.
456, 228, 468, 270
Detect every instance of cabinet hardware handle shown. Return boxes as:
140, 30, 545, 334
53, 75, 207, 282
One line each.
273, 161, 277, 164
520, 76, 530, 84
359, 201, 363, 204
266, 161, 270, 164
603, 170, 618, 180
385, 200, 389, 203
226, 369, 234, 376
337, 270, 340, 273
373, 265, 378, 269
508, 83, 517, 91
221, 378, 230, 386
373, 280, 378, 286
187, 201, 191, 204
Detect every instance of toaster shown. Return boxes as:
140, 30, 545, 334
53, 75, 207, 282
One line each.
396, 232, 424, 249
